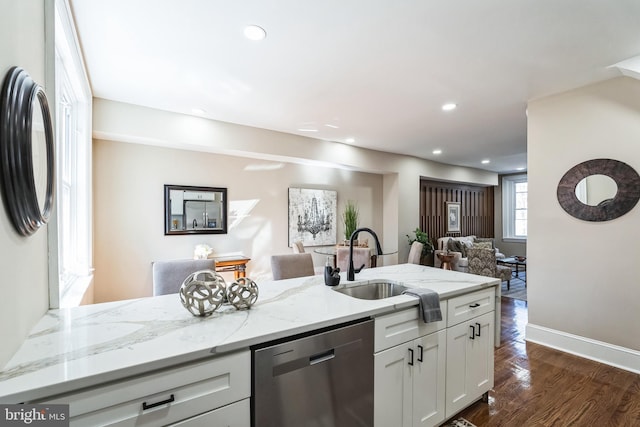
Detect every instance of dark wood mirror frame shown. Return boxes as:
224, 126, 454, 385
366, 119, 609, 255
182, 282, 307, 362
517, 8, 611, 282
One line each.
557, 158, 640, 222
164, 185, 228, 235
0, 67, 55, 236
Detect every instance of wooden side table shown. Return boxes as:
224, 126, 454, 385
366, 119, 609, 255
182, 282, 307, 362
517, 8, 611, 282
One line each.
212, 255, 251, 279
437, 252, 455, 270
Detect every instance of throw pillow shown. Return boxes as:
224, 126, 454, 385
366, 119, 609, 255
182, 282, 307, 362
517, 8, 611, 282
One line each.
447, 239, 467, 257
457, 236, 475, 248
472, 241, 493, 250
474, 237, 495, 249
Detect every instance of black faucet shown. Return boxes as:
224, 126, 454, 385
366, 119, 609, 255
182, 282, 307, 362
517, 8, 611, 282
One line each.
193, 218, 198, 228
347, 227, 383, 281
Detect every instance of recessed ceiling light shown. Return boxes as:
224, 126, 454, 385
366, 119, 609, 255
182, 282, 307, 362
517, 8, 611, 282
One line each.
297, 128, 318, 132
442, 103, 457, 111
481, 159, 490, 164
325, 124, 339, 129
192, 108, 206, 115
432, 149, 442, 155
345, 138, 355, 143
244, 25, 266, 41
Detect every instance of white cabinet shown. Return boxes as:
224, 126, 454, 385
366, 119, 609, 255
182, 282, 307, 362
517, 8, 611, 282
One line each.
374, 287, 496, 427
375, 330, 446, 427
183, 191, 215, 201
36, 350, 251, 427
374, 304, 448, 427
445, 290, 495, 419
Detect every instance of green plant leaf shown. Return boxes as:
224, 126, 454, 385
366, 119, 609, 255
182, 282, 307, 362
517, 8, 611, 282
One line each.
342, 200, 359, 240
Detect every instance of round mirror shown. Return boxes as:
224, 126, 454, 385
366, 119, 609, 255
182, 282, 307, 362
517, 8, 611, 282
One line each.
574, 174, 617, 206
557, 159, 640, 222
0, 67, 55, 236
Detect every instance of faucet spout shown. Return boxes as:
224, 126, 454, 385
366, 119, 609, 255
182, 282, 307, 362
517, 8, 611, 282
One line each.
347, 227, 383, 281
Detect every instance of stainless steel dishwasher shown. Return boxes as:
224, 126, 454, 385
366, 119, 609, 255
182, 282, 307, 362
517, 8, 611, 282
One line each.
253, 319, 374, 427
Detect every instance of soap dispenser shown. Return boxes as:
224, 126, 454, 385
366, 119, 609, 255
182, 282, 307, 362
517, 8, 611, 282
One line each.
324, 256, 341, 287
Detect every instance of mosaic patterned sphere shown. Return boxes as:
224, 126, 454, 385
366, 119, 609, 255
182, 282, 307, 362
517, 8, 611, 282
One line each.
179, 270, 227, 316
226, 277, 259, 310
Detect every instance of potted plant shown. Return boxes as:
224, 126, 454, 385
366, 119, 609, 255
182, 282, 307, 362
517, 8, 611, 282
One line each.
342, 200, 359, 245
406, 228, 434, 263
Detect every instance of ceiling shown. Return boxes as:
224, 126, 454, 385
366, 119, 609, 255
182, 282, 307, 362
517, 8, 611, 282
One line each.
69, 0, 640, 173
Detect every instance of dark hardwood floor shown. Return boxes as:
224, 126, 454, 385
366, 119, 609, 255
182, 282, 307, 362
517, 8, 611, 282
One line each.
455, 297, 640, 426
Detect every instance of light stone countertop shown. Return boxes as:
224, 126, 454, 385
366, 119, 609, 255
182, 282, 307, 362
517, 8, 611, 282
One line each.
0, 264, 498, 403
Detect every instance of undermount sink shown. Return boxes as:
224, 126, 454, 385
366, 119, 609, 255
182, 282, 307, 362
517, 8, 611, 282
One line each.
333, 280, 408, 300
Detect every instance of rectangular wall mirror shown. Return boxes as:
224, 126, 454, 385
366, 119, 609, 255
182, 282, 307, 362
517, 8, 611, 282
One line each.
164, 185, 228, 235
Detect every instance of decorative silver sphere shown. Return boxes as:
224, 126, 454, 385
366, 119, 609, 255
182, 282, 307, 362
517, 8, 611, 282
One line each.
179, 270, 227, 316
226, 277, 259, 310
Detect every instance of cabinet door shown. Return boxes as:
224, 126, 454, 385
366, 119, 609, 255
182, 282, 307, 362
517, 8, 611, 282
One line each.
466, 312, 494, 399
445, 312, 494, 418
412, 330, 446, 427
170, 191, 184, 215
412, 330, 447, 427
374, 344, 412, 427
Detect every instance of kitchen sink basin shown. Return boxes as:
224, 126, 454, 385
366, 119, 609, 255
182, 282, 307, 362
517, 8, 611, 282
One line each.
333, 280, 408, 300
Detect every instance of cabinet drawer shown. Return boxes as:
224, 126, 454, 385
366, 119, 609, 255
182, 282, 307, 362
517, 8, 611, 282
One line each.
374, 301, 447, 353
38, 350, 250, 427
168, 398, 249, 426
447, 288, 495, 327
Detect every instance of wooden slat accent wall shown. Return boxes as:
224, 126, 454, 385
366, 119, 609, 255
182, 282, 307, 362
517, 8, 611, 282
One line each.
420, 179, 495, 249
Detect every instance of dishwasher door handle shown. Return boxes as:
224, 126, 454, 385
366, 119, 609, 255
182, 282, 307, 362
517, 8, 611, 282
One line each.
309, 349, 335, 365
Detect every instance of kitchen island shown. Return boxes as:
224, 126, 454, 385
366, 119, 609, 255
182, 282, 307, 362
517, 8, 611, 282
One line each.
0, 264, 499, 426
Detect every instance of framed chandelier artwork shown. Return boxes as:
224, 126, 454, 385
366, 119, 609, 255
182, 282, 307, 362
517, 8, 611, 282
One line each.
288, 188, 337, 247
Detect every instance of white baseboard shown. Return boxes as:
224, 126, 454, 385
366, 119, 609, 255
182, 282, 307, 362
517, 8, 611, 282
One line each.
526, 323, 640, 374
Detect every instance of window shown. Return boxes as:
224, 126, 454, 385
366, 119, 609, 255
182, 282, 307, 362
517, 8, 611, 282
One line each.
502, 174, 527, 240
54, 0, 92, 308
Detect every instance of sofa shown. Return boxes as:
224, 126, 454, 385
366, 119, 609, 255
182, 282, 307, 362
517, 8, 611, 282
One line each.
433, 235, 505, 272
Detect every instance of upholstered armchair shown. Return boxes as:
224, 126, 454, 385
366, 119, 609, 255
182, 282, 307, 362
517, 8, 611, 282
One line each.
270, 253, 315, 280
407, 241, 424, 264
292, 240, 305, 253
152, 259, 216, 296
467, 248, 512, 289
336, 247, 371, 272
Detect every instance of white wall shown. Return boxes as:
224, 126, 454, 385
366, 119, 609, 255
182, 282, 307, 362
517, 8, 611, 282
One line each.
93, 139, 384, 302
527, 77, 640, 359
0, 0, 51, 367
93, 98, 498, 275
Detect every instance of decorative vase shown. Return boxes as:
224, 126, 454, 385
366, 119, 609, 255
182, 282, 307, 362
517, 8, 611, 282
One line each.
193, 244, 212, 260
226, 278, 259, 310
179, 270, 226, 317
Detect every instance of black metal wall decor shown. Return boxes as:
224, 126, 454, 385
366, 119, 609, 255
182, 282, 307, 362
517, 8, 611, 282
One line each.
557, 158, 640, 222
0, 67, 55, 236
